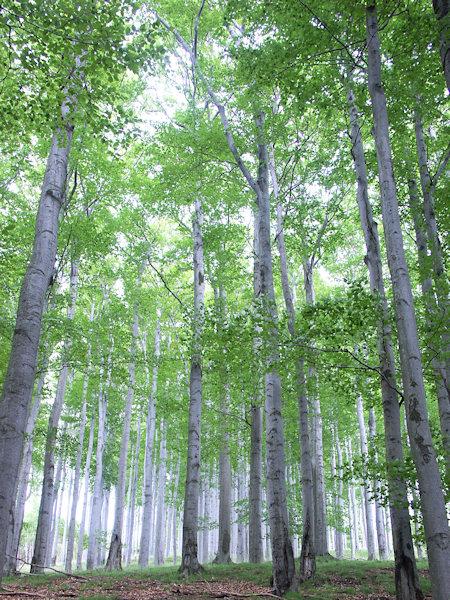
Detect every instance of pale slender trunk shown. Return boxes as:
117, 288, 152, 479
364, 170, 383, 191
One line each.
60, 470, 73, 564
256, 114, 296, 595
201, 477, 210, 564
303, 261, 327, 557
50, 461, 66, 565
236, 468, 246, 563
65, 305, 94, 571
367, 6, 450, 597
31, 258, 79, 573
271, 153, 315, 580
172, 459, 180, 565
179, 197, 205, 575
86, 347, 112, 570
346, 75, 423, 597
214, 318, 232, 565
125, 413, 141, 566
106, 257, 147, 571
76, 410, 95, 570
0, 52, 84, 583
333, 428, 344, 559
138, 315, 160, 567
356, 394, 376, 561
368, 409, 388, 560
154, 420, 167, 565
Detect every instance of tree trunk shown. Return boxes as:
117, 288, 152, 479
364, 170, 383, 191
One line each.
356, 394, 376, 561
86, 349, 111, 570
346, 73, 424, 598
31, 258, 79, 573
179, 197, 205, 576
408, 178, 450, 475
125, 413, 141, 566
366, 5, 450, 598
154, 420, 167, 566
0, 52, 84, 583
138, 314, 160, 567
368, 409, 389, 560
256, 113, 296, 595
106, 257, 147, 571
76, 410, 95, 570
248, 209, 264, 565
6, 349, 48, 574
65, 304, 94, 571
432, 0, 450, 91
271, 152, 315, 580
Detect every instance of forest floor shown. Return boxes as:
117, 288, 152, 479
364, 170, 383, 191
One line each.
1, 558, 432, 600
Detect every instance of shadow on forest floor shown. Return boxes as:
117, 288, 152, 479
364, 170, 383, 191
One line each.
1, 558, 432, 600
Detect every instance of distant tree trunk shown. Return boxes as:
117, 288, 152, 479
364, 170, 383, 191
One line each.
356, 394, 376, 561
270, 151, 315, 580
86, 346, 112, 570
201, 476, 210, 564
154, 420, 167, 566
432, 0, 450, 91
125, 413, 141, 566
367, 5, 450, 598
65, 305, 94, 571
172, 459, 180, 565
346, 72, 423, 598
303, 260, 327, 558
138, 315, 160, 567
0, 51, 85, 584
248, 209, 264, 565
368, 409, 388, 560
106, 256, 148, 571
76, 410, 95, 570
31, 258, 79, 573
179, 197, 205, 576
255, 114, 296, 595
214, 292, 232, 565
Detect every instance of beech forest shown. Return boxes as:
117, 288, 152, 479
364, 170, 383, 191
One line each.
0, 1, 449, 600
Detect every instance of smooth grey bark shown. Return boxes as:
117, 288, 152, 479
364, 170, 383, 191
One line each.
201, 477, 210, 564
179, 197, 205, 576
86, 348, 111, 570
31, 258, 79, 573
172, 459, 180, 565
346, 77, 423, 597
65, 304, 94, 572
433, 0, 450, 91
367, 5, 450, 598
408, 178, 450, 475
248, 209, 264, 565
154, 420, 167, 565
334, 427, 345, 560
356, 394, 376, 561
49, 454, 66, 565
271, 154, 315, 580
105, 280, 142, 571
0, 53, 84, 584
368, 408, 389, 560
125, 413, 141, 566
255, 114, 296, 595
302, 260, 328, 558
138, 315, 160, 567
214, 290, 232, 565
76, 410, 95, 570
236, 467, 246, 563
6, 349, 48, 574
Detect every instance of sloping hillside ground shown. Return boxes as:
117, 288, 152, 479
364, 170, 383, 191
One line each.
1, 559, 432, 600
